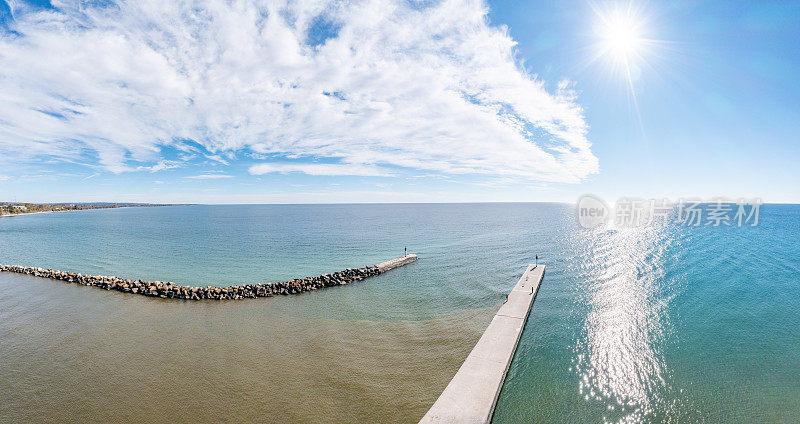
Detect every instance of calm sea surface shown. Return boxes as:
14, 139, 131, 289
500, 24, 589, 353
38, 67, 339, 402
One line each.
1, 204, 798, 423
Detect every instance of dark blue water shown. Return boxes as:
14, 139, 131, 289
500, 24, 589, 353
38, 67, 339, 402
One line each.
1, 204, 798, 422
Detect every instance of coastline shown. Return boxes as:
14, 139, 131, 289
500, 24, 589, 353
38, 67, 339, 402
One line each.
0, 210, 76, 218
0, 204, 173, 218
0, 210, 55, 218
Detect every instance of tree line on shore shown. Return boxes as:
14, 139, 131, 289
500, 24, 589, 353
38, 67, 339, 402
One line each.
0, 202, 169, 216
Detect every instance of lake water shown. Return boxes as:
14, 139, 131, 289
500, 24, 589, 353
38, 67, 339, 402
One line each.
1, 204, 798, 423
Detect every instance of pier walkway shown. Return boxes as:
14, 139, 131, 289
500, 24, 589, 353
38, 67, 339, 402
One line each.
377, 254, 418, 272
419, 264, 546, 424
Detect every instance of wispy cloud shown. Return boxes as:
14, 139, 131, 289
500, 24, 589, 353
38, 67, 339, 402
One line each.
185, 173, 234, 180
249, 163, 392, 177
0, 0, 598, 183
137, 160, 183, 173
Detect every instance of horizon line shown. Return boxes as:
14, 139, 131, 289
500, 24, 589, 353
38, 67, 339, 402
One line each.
3, 201, 800, 206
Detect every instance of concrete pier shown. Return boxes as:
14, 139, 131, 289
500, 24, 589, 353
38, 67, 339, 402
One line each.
376, 254, 418, 272
419, 264, 546, 424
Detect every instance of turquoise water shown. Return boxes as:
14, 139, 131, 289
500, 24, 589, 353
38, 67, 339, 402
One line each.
1, 204, 798, 422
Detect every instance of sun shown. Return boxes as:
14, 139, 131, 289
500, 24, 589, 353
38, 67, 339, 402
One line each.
597, 10, 644, 63
586, 4, 658, 93
585, 3, 664, 132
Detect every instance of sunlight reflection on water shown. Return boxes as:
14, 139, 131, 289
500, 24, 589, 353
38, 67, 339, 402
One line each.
572, 225, 681, 423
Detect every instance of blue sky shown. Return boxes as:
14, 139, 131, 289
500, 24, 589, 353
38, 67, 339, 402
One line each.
0, 0, 798, 203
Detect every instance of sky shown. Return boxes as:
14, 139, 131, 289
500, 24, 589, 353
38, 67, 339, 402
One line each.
0, 0, 798, 204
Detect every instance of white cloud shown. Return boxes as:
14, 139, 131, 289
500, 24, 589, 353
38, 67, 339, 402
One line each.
249, 162, 391, 176
137, 160, 183, 172
0, 0, 598, 182
185, 173, 234, 179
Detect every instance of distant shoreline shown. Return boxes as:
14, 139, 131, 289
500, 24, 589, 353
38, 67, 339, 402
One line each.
0, 210, 55, 218
0, 204, 174, 218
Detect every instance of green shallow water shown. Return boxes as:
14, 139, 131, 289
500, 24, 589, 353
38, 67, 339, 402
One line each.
1, 204, 799, 423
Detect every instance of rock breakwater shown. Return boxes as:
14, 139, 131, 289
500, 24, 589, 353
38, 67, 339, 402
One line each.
0, 254, 417, 300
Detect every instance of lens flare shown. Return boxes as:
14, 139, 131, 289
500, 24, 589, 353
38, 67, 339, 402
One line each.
585, 2, 669, 140
597, 11, 645, 63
